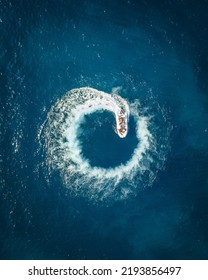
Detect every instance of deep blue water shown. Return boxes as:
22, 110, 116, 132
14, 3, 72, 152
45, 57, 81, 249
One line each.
1, 0, 208, 259
79, 112, 138, 168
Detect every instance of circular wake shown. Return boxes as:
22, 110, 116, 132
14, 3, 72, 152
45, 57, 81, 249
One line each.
41, 87, 168, 201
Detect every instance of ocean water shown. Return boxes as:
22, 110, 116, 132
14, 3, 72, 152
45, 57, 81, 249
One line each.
0, 0, 208, 259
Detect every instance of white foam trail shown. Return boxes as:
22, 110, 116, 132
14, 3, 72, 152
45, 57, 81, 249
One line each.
42, 87, 161, 200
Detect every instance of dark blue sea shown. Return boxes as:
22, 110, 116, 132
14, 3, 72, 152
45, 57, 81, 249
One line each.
1, 0, 208, 259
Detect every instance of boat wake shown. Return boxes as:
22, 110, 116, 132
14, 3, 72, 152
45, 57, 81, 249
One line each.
41, 87, 170, 201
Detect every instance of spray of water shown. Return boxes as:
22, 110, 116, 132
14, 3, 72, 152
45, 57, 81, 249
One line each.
41, 87, 169, 201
